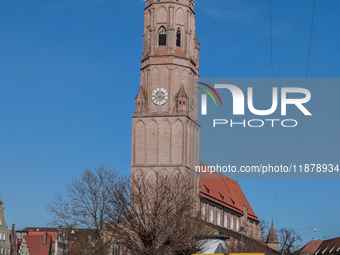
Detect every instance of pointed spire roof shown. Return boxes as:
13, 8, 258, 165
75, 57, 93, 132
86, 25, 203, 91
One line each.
194, 32, 200, 45
177, 82, 188, 98
135, 86, 146, 100
266, 222, 279, 244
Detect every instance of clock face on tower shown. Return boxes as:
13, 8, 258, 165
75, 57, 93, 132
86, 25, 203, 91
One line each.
152, 88, 168, 106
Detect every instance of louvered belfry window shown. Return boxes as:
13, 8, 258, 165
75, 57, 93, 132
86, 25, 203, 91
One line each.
176, 27, 181, 47
159, 27, 167, 46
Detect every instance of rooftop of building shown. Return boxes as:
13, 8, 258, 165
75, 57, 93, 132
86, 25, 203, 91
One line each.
314, 237, 340, 255
199, 162, 259, 222
266, 223, 279, 244
24, 234, 52, 255
300, 240, 323, 255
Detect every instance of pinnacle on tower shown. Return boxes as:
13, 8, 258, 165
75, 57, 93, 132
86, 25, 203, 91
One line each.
134, 85, 146, 115
266, 221, 279, 251
176, 81, 188, 114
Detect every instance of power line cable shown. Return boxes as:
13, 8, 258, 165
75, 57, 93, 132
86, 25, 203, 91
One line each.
289, 0, 317, 227
305, 0, 317, 80
269, 0, 278, 227
295, 223, 340, 231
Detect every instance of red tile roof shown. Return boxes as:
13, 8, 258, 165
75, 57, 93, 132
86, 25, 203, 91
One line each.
199, 162, 259, 222
24, 234, 53, 255
314, 237, 340, 255
300, 240, 323, 255
28, 231, 58, 241
12, 229, 58, 251
27, 231, 58, 251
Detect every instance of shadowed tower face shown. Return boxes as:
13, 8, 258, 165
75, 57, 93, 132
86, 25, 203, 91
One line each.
131, 0, 200, 179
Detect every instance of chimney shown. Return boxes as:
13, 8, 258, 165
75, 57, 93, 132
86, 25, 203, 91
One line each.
12, 224, 18, 253
44, 231, 47, 246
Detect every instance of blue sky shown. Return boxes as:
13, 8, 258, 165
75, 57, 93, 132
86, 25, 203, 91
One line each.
0, 0, 339, 246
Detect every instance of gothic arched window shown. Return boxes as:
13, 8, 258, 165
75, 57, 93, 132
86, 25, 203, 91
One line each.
224, 212, 228, 228
209, 207, 214, 223
176, 27, 181, 47
230, 215, 234, 230
201, 203, 205, 220
158, 27, 167, 46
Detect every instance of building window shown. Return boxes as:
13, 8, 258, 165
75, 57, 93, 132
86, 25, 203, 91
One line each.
148, 30, 151, 50
110, 244, 121, 255
217, 210, 221, 226
158, 27, 167, 46
224, 212, 228, 228
176, 27, 181, 47
209, 207, 213, 223
230, 215, 234, 230
201, 203, 205, 220
236, 218, 239, 232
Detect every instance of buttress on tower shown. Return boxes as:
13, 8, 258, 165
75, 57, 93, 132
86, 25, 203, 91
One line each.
131, 0, 200, 179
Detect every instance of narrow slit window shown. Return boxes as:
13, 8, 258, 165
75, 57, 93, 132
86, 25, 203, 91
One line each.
176, 27, 181, 47
159, 27, 167, 46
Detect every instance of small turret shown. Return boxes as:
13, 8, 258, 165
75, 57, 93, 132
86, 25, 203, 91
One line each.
176, 81, 188, 114
135, 83, 147, 116
266, 220, 279, 251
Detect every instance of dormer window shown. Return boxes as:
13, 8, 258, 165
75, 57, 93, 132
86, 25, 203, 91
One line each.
204, 185, 210, 194
176, 27, 181, 47
158, 27, 167, 46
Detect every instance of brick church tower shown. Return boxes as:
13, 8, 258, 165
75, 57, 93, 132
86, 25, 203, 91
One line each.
131, 0, 200, 178
130, 0, 264, 244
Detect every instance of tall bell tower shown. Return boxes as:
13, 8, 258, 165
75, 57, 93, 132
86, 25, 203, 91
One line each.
131, 0, 200, 178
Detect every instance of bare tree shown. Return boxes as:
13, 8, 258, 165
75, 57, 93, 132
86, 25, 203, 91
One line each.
48, 167, 215, 255
110, 170, 215, 255
278, 228, 301, 255
225, 235, 277, 255
47, 165, 124, 255
259, 219, 270, 242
